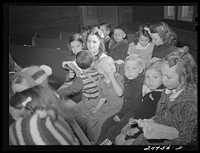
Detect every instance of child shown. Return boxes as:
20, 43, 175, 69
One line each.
56, 50, 105, 134
86, 56, 124, 143
99, 23, 112, 55
146, 22, 178, 59
109, 25, 129, 62
10, 65, 53, 120
96, 54, 145, 144
58, 33, 85, 91
86, 27, 108, 64
127, 25, 154, 66
114, 59, 164, 145
131, 47, 197, 145
9, 85, 80, 145
81, 25, 92, 44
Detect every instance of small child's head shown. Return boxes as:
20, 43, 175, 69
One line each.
161, 46, 197, 90
9, 85, 59, 120
97, 56, 116, 77
113, 25, 127, 43
11, 65, 52, 94
133, 25, 152, 47
86, 27, 105, 57
99, 23, 111, 38
124, 54, 145, 80
68, 33, 84, 55
150, 22, 177, 46
76, 50, 95, 70
144, 59, 162, 90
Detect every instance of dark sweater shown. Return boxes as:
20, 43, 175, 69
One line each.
96, 72, 145, 144
97, 84, 164, 144
152, 44, 177, 59
109, 39, 129, 61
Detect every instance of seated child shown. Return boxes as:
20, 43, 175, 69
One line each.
115, 59, 164, 145
9, 85, 80, 145
86, 56, 124, 143
56, 50, 106, 134
99, 23, 112, 55
96, 54, 145, 144
59, 33, 85, 90
131, 47, 197, 145
109, 25, 129, 62
127, 24, 154, 66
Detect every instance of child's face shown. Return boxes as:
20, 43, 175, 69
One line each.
124, 60, 142, 80
69, 40, 83, 55
150, 33, 163, 46
98, 57, 116, 75
113, 29, 125, 43
100, 25, 110, 38
161, 62, 180, 90
138, 35, 150, 47
87, 34, 100, 56
145, 69, 162, 90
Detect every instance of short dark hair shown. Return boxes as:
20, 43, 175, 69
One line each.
76, 50, 95, 69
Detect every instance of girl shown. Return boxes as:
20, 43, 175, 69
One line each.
86, 27, 108, 65
146, 22, 178, 59
109, 25, 129, 62
87, 56, 124, 143
131, 46, 197, 145
127, 25, 154, 66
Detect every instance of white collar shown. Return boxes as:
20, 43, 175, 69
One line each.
165, 88, 184, 101
135, 43, 150, 50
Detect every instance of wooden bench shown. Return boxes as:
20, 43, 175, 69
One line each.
33, 38, 69, 50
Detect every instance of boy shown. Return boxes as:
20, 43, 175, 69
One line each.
99, 23, 112, 55
96, 54, 145, 145
56, 50, 106, 133
109, 26, 129, 62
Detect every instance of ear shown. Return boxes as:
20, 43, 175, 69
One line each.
123, 33, 126, 39
139, 67, 144, 74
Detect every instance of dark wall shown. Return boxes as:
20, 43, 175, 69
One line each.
9, 6, 80, 40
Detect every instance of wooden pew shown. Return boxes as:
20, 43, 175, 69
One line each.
33, 38, 68, 50
69, 120, 91, 145
9, 44, 82, 103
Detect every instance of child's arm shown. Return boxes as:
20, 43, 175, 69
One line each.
108, 73, 123, 97
91, 97, 107, 114
56, 76, 83, 99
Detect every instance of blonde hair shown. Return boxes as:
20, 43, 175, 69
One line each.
125, 54, 145, 70
163, 47, 197, 89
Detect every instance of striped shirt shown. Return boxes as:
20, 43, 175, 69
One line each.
9, 112, 80, 145
80, 69, 100, 99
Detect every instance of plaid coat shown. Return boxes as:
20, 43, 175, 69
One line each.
132, 85, 197, 145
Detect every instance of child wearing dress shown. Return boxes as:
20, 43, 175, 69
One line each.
127, 25, 154, 66
109, 25, 129, 62
86, 27, 108, 64
86, 56, 124, 143
131, 47, 197, 145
